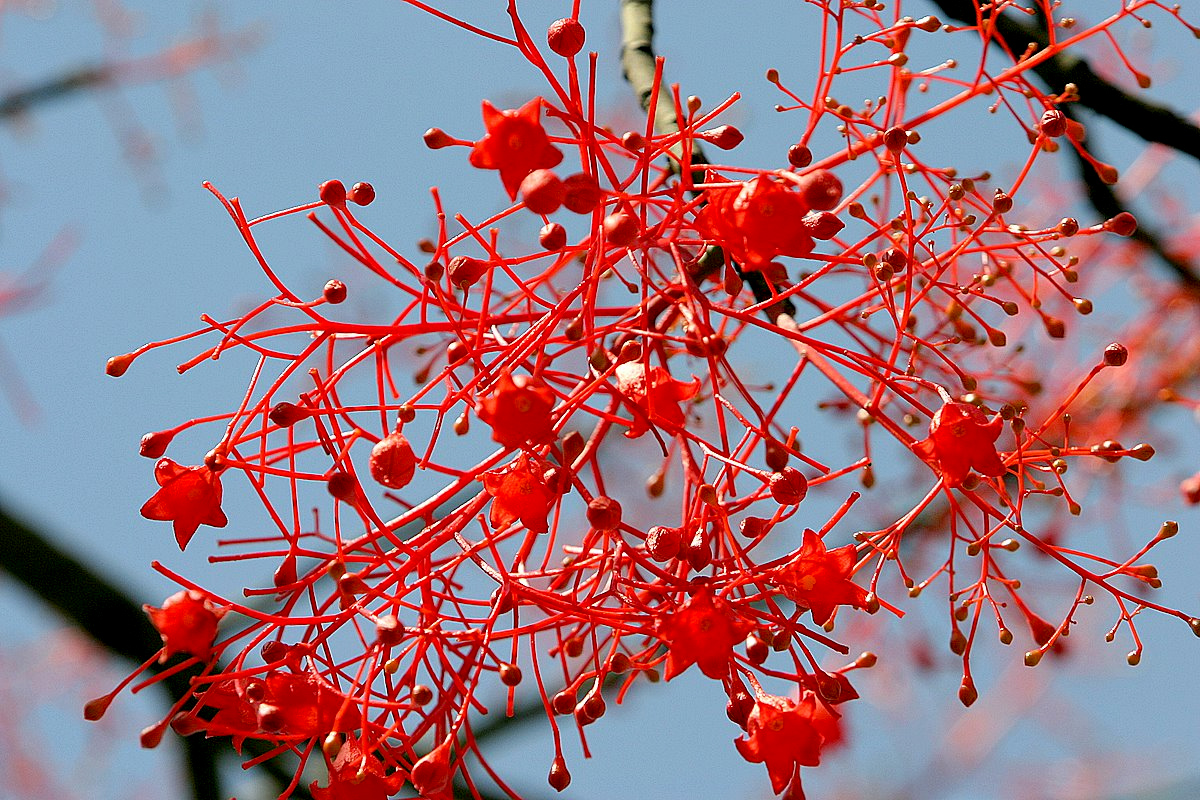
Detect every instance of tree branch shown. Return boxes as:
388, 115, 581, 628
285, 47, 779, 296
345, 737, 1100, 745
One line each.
617, 0, 794, 316
0, 500, 224, 800
928, 0, 1200, 287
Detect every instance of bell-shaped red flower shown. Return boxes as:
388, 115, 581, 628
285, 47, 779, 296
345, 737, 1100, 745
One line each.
144, 589, 226, 663
252, 671, 353, 738
482, 454, 556, 532
140, 458, 228, 550
311, 735, 406, 800
772, 530, 868, 625
614, 361, 700, 438
475, 372, 556, 449
734, 691, 826, 795
469, 98, 563, 200
696, 173, 815, 271
659, 589, 750, 680
410, 738, 453, 798
913, 401, 1006, 487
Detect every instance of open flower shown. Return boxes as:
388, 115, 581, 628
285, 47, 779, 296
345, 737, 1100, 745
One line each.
144, 590, 225, 663
475, 372, 556, 449
659, 589, 750, 680
615, 361, 699, 438
913, 401, 1006, 487
140, 458, 227, 550
311, 735, 406, 800
482, 454, 556, 532
697, 173, 815, 272
735, 691, 827, 795
771, 530, 868, 625
469, 98, 563, 199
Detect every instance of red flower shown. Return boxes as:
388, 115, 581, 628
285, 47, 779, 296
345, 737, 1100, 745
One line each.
410, 738, 453, 798
311, 735, 406, 800
913, 401, 1006, 487
772, 530, 868, 625
482, 454, 556, 532
475, 372, 556, 449
660, 589, 750, 680
144, 589, 226, 663
614, 361, 700, 438
734, 692, 826, 795
140, 458, 228, 550
253, 671, 353, 738
696, 173, 815, 271
469, 98, 563, 200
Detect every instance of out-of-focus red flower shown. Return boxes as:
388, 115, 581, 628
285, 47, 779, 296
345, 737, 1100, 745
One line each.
475, 372, 557, 449
139, 458, 227, 550
482, 454, 556, 532
659, 589, 750, 680
697, 173, 815, 271
144, 589, 225, 663
772, 530, 868, 625
469, 98, 563, 199
913, 401, 1006, 487
311, 734, 406, 800
615, 361, 699, 438
734, 691, 826, 795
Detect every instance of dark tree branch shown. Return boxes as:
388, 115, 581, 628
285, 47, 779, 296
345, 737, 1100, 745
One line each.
0, 66, 113, 120
0, 500, 223, 800
928, 0, 1200, 159
618, 0, 794, 316
928, 0, 1200, 287
1064, 110, 1200, 290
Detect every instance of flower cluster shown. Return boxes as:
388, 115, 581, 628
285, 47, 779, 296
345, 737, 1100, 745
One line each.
95, 2, 1200, 798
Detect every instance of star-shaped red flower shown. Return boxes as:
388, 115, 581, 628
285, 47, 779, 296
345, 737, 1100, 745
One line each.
482, 454, 556, 532
913, 401, 1006, 487
771, 530, 868, 625
469, 98, 563, 200
615, 361, 700, 438
659, 589, 750, 680
734, 691, 826, 795
696, 173, 815, 272
144, 589, 226, 663
140, 458, 228, 550
475, 372, 556, 450
311, 735, 406, 800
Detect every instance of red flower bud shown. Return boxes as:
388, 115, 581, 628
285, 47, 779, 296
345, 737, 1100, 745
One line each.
769, 467, 809, 505
319, 179, 346, 207
547, 18, 585, 57
520, 169, 565, 215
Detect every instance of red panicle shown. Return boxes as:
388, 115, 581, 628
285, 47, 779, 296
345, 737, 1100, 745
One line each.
469, 98, 563, 199
659, 589, 750, 680
140, 458, 228, 550
482, 454, 556, 532
913, 401, 1006, 487
144, 589, 225, 663
772, 530, 869, 625
475, 372, 557, 449
311, 735, 406, 800
614, 361, 700, 438
734, 692, 826, 795
696, 173, 815, 272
